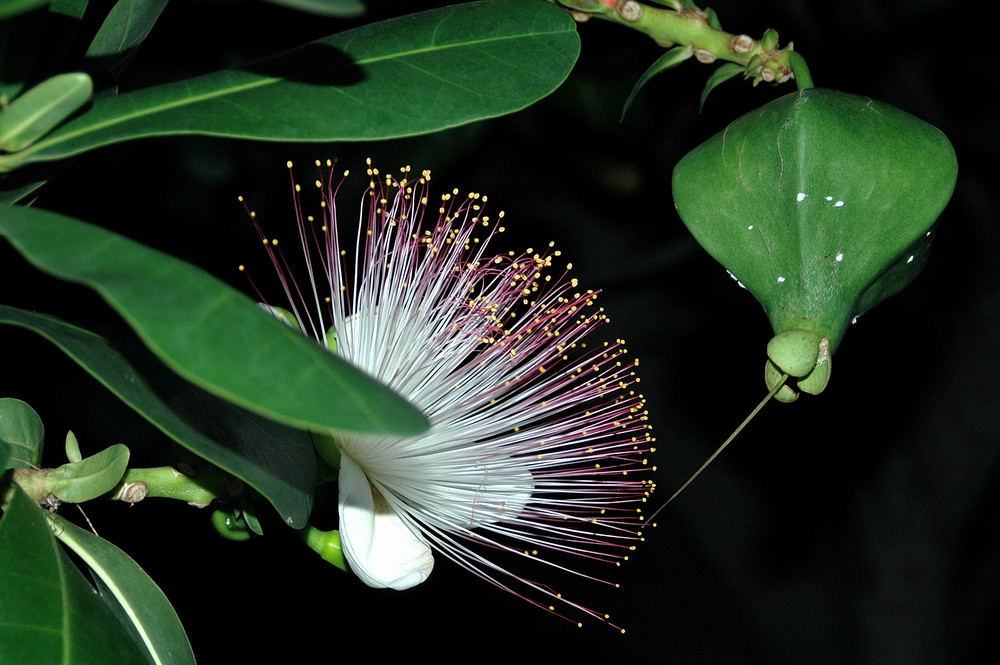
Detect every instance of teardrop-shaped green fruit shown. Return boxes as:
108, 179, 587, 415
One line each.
672, 88, 957, 396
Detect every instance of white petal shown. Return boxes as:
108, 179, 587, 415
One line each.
337, 453, 434, 590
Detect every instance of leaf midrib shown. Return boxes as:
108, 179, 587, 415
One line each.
53, 523, 164, 665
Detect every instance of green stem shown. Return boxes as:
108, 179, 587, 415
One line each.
301, 524, 347, 572
785, 50, 815, 90
553, 0, 809, 87
5, 462, 241, 509
108, 465, 240, 507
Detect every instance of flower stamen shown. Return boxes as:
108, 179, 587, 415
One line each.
240, 160, 658, 629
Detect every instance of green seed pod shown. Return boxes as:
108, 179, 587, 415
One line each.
673, 88, 957, 396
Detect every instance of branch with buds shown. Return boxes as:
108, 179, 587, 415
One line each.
552, 0, 812, 110
7, 462, 239, 510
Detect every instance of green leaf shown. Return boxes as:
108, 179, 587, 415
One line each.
621, 45, 692, 121
672, 88, 957, 396
0, 0, 579, 170
698, 62, 743, 111
0, 72, 93, 152
44, 443, 130, 503
0, 485, 150, 665
0, 11, 34, 101
49, 513, 196, 665
0, 0, 89, 104
65, 431, 82, 463
261, 0, 366, 18
0, 205, 429, 438
0, 170, 51, 204
83, 0, 170, 79
703, 6, 722, 30
0, 304, 316, 527
0, 0, 49, 19
0, 397, 44, 470
50, 0, 89, 20
240, 499, 264, 535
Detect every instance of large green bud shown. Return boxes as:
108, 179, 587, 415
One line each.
672, 88, 957, 401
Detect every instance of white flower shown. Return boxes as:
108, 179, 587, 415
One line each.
247, 160, 656, 626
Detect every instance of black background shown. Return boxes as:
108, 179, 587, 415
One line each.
3, 0, 997, 662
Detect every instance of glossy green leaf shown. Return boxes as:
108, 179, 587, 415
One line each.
44, 443, 130, 503
0, 397, 44, 470
0, 0, 49, 19
621, 45, 692, 120
0, 304, 316, 527
0, 0, 89, 104
0, 173, 50, 204
1, 0, 579, 170
699, 62, 743, 111
50, 0, 89, 20
49, 513, 196, 665
0, 485, 149, 665
0, 205, 429, 438
262, 0, 365, 17
83, 0, 170, 79
0, 5, 42, 102
0, 72, 93, 152
672, 88, 957, 396
240, 499, 264, 535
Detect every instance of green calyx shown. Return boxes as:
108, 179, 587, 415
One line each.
764, 329, 830, 402
673, 88, 957, 398
303, 525, 346, 571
